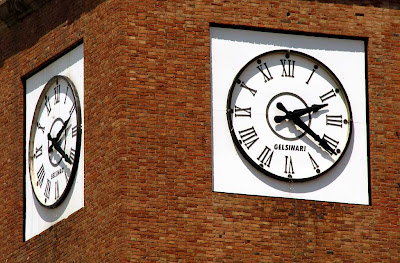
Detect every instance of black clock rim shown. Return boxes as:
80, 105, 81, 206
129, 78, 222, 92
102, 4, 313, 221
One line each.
28, 75, 83, 208
226, 49, 353, 182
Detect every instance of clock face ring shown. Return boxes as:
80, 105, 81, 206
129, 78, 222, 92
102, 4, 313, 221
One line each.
226, 49, 352, 182
266, 92, 310, 141
29, 75, 82, 208
48, 117, 67, 167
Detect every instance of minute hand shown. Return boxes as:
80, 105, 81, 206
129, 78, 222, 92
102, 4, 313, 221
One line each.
291, 116, 337, 155
49, 116, 71, 153
47, 133, 73, 164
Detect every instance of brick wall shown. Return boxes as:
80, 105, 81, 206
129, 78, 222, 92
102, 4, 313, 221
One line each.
0, 0, 126, 261
0, 0, 399, 262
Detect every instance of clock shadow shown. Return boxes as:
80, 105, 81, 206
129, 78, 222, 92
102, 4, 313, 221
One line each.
235, 128, 354, 193
274, 110, 335, 163
33, 170, 76, 222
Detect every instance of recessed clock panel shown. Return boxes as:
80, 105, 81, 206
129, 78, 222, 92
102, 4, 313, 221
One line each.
211, 27, 369, 205
25, 43, 84, 241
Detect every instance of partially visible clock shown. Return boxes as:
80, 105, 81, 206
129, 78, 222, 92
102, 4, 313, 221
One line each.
227, 49, 352, 182
29, 75, 82, 208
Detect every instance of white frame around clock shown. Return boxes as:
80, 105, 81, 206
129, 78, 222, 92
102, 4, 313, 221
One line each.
25, 43, 84, 241
211, 26, 370, 205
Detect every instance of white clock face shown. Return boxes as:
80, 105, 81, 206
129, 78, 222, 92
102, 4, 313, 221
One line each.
227, 50, 352, 181
29, 75, 82, 208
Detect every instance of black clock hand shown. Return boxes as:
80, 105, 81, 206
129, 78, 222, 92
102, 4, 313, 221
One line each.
57, 123, 72, 142
275, 102, 336, 155
47, 133, 73, 164
291, 116, 337, 155
49, 116, 71, 153
56, 116, 71, 140
274, 103, 328, 123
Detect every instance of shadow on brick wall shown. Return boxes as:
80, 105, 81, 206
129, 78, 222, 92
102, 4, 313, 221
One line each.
301, 0, 400, 9
0, 0, 106, 67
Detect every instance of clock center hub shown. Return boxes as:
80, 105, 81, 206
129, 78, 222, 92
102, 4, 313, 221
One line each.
266, 92, 311, 141
48, 117, 66, 167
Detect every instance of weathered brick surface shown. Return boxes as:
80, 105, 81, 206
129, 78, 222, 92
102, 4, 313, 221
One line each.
0, 0, 398, 262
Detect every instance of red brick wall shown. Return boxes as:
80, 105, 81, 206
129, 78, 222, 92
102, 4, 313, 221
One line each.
0, 0, 399, 262
0, 0, 126, 261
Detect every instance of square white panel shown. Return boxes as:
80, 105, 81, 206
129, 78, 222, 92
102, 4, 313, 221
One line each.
211, 27, 369, 205
25, 44, 85, 240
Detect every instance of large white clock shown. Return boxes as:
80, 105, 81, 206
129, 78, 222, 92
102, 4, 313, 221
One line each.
29, 75, 82, 207
227, 50, 352, 181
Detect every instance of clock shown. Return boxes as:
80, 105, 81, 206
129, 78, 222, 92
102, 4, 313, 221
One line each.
28, 75, 82, 208
227, 49, 352, 182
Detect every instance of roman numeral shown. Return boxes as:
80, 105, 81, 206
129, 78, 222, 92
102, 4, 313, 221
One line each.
33, 146, 43, 159
65, 171, 70, 182
69, 102, 76, 115
322, 134, 339, 150
55, 181, 59, 200
37, 164, 45, 187
69, 148, 76, 163
64, 83, 70, 104
306, 65, 318, 84
326, 115, 343, 127
284, 156, 295, 175
37, 121, 45, 133
234, 106, 251, 117
72, 125, 78, 137
237, 79, 257, 96
320, 89, 336, 102
256, 61, 273, 82
44, 95, 51, 115
54, 80, 60, 104
280, 59, 295, 78
44, 179, 51, 200
308, 152, 320, 172
257, 146, 274, 168
238, 127, 259, 149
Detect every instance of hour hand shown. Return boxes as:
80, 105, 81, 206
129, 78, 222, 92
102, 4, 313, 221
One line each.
47, 133, 73, 164
49, 116, 72, 153
275, 103, 328, 123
